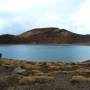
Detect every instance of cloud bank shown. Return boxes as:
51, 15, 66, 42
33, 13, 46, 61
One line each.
0, 0, 89, 34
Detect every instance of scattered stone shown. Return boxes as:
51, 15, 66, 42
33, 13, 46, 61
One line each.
13, 67, 26, 75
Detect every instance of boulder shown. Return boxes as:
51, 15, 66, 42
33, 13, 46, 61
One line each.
13, 67, 26, 75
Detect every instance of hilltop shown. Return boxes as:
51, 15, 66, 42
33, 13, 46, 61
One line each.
0, 27, 90, 44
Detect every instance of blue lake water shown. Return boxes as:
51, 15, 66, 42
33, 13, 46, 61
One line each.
0, 45, 90, 62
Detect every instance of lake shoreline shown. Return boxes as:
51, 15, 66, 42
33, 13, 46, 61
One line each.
0, 43, 90, 46
0, 58, 90, 90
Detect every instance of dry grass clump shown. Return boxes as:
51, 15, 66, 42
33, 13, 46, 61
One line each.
31, 69, 44, 76
58, 65, 81, 71
51, 62, 65, 66
0, 60, 25, 67
39, 62, 65, 72
48, 65, 61, 71
76, 68, 90, 72
19, 76, 34, 85
57, 65, 73, 71
71, 75, 90, 81
71, 75, 90, 85
19, 76, 55, 85
22, 64, 40, 70
0, 59, 40, 70
75, 68, 90, 77
33, 76, 55, 82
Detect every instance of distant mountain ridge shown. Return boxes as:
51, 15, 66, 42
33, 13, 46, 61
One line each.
0, 27, 90, 44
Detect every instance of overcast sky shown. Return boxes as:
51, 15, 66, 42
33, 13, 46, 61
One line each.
0, 0, 89, 35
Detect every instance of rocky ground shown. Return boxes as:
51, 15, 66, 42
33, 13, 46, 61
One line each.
0, 58, 90, 90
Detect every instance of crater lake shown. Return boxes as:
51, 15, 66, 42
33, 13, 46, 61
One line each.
0, 45, 90, 62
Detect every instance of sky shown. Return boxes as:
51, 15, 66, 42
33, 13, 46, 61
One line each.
0, 0, 90, 35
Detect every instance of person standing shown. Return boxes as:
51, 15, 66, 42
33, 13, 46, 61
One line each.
0, 53, 2, 58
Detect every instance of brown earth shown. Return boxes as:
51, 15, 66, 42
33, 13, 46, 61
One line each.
0, 58, 90, 90
0, 27, 90, 44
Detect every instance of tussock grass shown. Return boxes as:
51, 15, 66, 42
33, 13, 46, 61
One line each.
19, 76, 55, 85
71, 75, 90, 81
